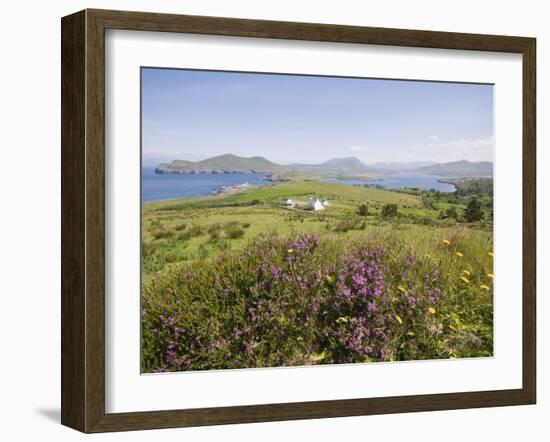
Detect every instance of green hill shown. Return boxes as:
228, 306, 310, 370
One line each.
156, 154, 282, 174
286, 157, 372, 175
417, 160, 493, 177
197, 154, 281, 171
321, 157, 371, 172
155, 154, 373, 178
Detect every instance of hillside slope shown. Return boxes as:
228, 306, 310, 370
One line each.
155, 154, 373, 177
156, 154, 282, 174
417, 160, 493, 177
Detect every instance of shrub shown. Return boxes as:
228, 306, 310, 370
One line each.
224, 221, 240, 229
164, 250, 182, 263
207, 224, 222, 236
225, 226, 245, 239
464, 198, 484, 222
174, 223, 187, 231
439, 206, 460, 221
357, 203, 369, 217
381, 203, 398, 218
187, 225, 204, 237
152, 229, 174, 240
178, 231, 191, 241
176, 225, 204, 241
141, 240, 188, 273
445, 206, 460, 220
333, 218, 365, 233
141, 241, 156, 257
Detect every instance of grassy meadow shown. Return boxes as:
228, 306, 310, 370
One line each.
141, 180, 494, 372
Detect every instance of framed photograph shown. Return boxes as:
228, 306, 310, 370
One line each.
61, 9, 536, 433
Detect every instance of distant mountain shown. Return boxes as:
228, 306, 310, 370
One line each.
197, 154, 281, 171
155, 154, 373, 177
287, 156, 372, 175
155, 155, 493, 179
417, 160, 493, 177
321, 157, 372, 173
155, 154, 283, 174
370, 161, 437, 172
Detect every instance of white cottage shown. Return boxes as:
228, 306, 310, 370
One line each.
307, 198, 325, 211
282, 197, 294, 207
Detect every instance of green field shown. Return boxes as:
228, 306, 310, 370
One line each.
141, 179, 494, 372
142, 180, 489, 278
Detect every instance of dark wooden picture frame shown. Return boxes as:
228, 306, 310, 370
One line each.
61, 9, 536, 433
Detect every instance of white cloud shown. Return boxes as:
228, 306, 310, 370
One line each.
428, 135, 440, 141
350, 146, 368, 151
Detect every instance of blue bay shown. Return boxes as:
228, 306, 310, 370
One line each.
141, 167, 270, 202
142, 168, 455, 202
322, 173, 455, 192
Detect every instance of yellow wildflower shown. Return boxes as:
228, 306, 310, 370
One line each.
428, 307, 436, 314
312, 352, 327, 362
287, 248, 294, 253
460, 276, 470, 284
455, 252, 464, 258
487, 273, 494, 280
488, 252, 494, 257
395, 315, 403, 325
442, 239, 451, 246
479, 284, 490, 291
462, 269, 471, 276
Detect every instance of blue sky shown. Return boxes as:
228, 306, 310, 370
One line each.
141, 68, 493, 166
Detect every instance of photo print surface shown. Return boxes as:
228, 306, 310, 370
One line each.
140, 68, 494, 373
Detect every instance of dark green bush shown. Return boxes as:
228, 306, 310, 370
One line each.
357, 203, 369, 217
381, 203, 398, 218
226, 226, 245, 239
152, 229, 174, 240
